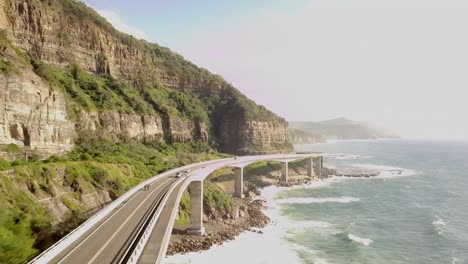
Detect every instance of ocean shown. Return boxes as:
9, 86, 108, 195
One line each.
163, 140, 468, 264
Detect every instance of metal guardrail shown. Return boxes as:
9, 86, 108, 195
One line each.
29, 154, 316, 264
126, 176, 187, 264
123, 153, 318, 264
28, 158, 230, 264
117, 185, 171, 263
154, 177, 193, 264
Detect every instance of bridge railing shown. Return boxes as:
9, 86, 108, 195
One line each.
126, 175, 190, 264
28, 158, 231, 264
29, 154, 317, 263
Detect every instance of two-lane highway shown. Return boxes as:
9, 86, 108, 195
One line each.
48, 176, 176, 264
31, 154, 319, 264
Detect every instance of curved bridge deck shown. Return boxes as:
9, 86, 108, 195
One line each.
29, 154, 323, 264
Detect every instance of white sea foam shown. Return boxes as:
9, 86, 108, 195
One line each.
313, 258, 331, 264
163, 186, 304, 264
353, 163, 417, 178
328, 154, 372, 160
289, 244, 331, 264
348, 233, 373, 246
433, 217, 447, 235
276, 196, 360, 204
164, 180, 359, 264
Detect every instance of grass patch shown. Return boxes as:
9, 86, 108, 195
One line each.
0, 158, 11, 171
0, 144, 21, 153
203, 181, 234, 214
175, 192, 190, 225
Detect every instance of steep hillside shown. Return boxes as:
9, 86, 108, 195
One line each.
290, 117, 399, 140
0, 1, 293, 262
288, 128, 326, 144
0, 0, 292, 156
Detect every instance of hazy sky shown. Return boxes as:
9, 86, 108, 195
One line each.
84, 0, 468, 140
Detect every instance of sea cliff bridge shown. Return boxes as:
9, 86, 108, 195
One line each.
29, 154, 324, 264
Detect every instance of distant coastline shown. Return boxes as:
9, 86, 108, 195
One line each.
288, 117, 399, 145
292, 137, 402, 145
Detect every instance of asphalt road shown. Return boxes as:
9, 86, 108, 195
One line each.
34, 154, 317, 264
48, 176, 177, 264
138, 179, 186, 264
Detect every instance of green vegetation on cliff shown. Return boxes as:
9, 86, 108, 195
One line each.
0, 0, 293, 262
0, 136, 224, 263
2, 0, 293, 155
31, 60, 209, 123
29, 0, 285, 125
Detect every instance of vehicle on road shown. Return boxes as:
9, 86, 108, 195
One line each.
175, 172, 182, 178
184, 169, 191, 173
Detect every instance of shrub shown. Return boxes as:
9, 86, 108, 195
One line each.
11, 159, 28, 167
203, 181, 233, 214
0, 158, 11, 171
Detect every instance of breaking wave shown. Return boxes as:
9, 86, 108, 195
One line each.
347, 233, 373, 246
276, 196, 360, 205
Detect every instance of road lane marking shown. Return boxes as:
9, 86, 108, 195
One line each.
87, 178, 174, 264
57, 177, 172, 264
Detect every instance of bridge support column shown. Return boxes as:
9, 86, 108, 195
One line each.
234, 167, 244, 198
313, 156, 323, 179
187, 181, 205, 236
281, 162, 289, 182
306, 157, 313, 178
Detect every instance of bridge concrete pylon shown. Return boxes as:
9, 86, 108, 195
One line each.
281, 162, 288, 182
234, 167, 244, 198
276, 159, 300, 183
313, 156, 323, 179
307, 157, 313, 178
228, 161, 253, 198
187, 180, 205, 236
306, 156, 326, 179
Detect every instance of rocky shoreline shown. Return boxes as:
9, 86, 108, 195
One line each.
166, 199, 269, 255
166, 166, 318, 256
166, 165, 377, 256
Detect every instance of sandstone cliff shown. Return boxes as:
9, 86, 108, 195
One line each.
288, 128, 326, 144
0, 0, 292, 155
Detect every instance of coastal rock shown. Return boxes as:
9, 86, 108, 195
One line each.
335, 168, 380, 178
167, 197, 270, 256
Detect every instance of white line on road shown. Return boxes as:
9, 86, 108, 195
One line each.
87, 177, 173, 264
57, 177, 172, 264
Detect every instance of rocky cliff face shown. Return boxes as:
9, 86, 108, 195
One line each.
18, 166, 113, 223
0, 0, 292, 155
288, 128, 326, 144
79, 111, 208, 143
237, 120, 290, 154
0, 72, 75, 154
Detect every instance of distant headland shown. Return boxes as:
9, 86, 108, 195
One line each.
289, 117, 399, 144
